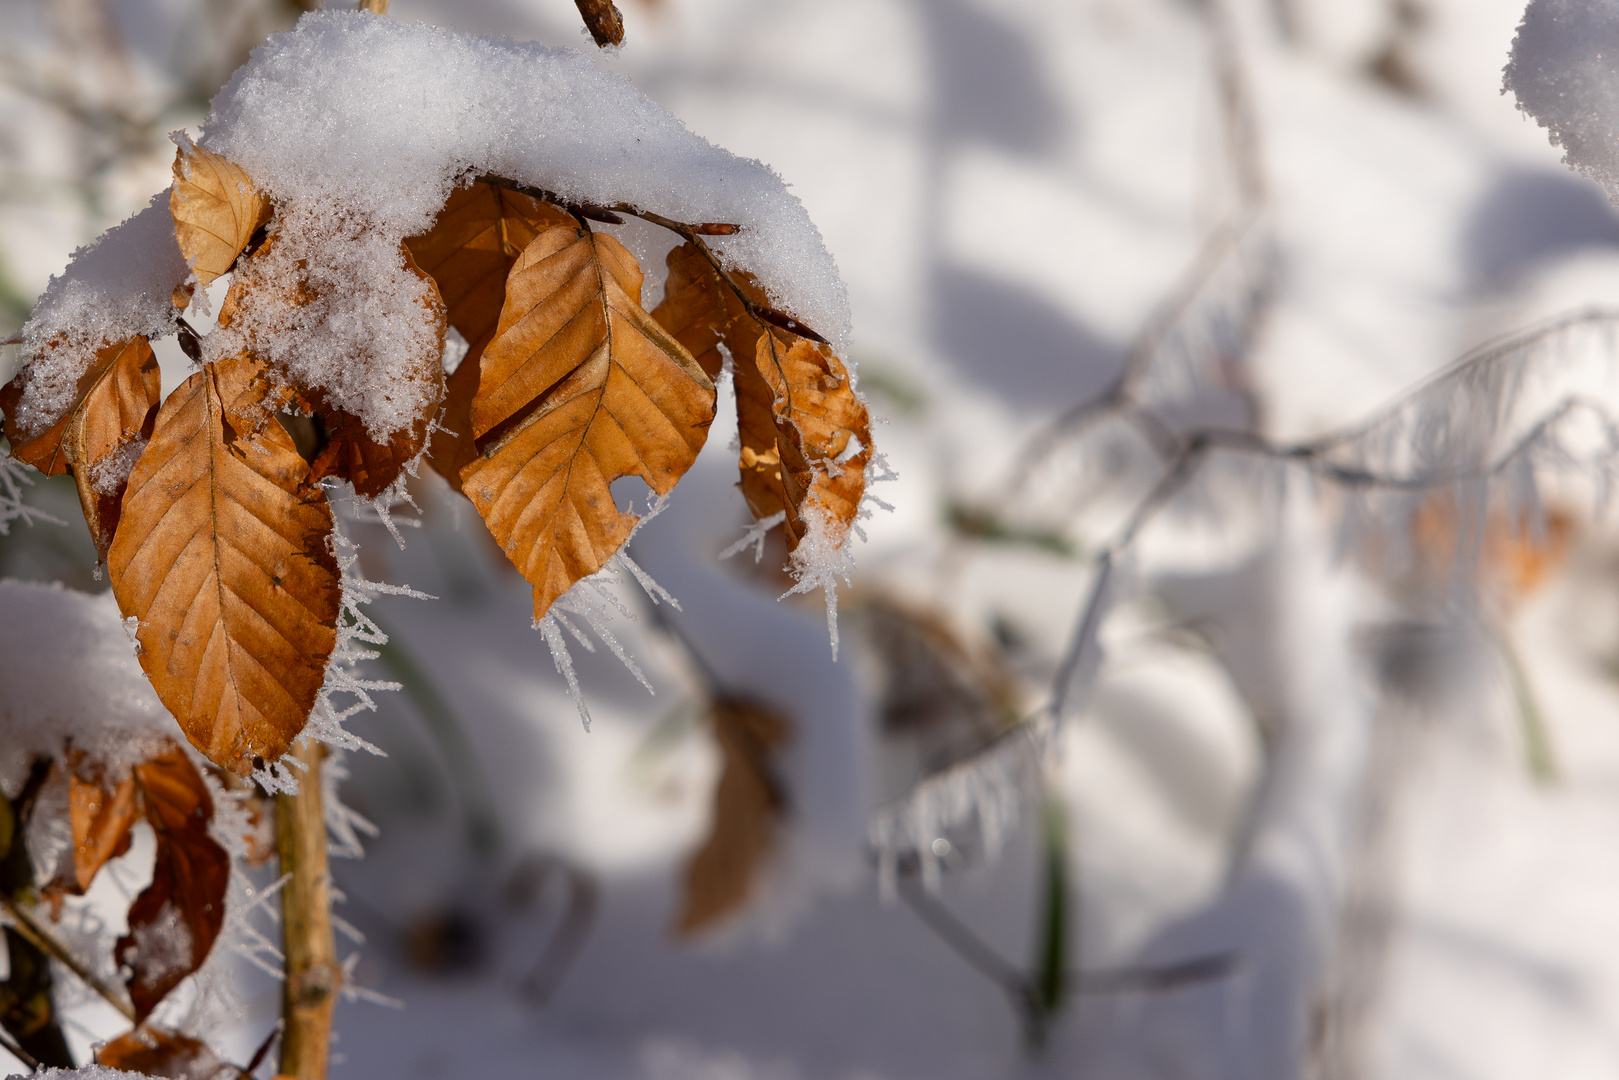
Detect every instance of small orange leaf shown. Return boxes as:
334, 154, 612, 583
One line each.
61, 771, 140, 895
405, 181, 573, 491
462, 224, 714, 619
98, 1023, 223, 1079
116, 744, 229, 1021
108, 360, 341, 774
674, 698, 791, 935
170, 139, 270, 288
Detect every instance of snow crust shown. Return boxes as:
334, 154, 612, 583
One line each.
1506, 0, 1619, 201
0, 580, 176, 793
9, 196, 187, 440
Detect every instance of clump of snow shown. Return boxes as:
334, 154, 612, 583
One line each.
127, 901, 196, 989
1505, 0, 1619, 201
203, 12, 848, 345
0, 580, 177, 794
200, 203, 445, 441
9, 195, 188, 440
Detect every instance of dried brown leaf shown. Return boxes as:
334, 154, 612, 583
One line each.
652, 244, 871, 552
462, 225, 715, 619
98, 1023, 223, 1080
108, 360, 341, 774
170, 140, 271, 288
116, 745, 230, 1020
0, 337, 161, 561
753, 331, 871, 550
405, 182, 574, 490
674, 698, 791, 935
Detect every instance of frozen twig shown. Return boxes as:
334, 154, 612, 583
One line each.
275, 741, 341, 1080
0, 892, 136, 1022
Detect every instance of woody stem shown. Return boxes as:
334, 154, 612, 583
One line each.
276, 741, 340, 1080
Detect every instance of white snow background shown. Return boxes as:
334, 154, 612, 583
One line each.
7, 0, 1619, 1078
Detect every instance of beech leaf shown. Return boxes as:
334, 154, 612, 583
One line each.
116, 744, 230, 1021
107, 360, 341, 775
170, 139, 271, 288
405, 181, 574, 491
674, 698, 791, 935
752, 330, 871, 550
462, 224, 715, 619
0, 337, 161, 561
652, 244, 871, 552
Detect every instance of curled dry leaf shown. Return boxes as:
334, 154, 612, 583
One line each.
0, 336, 162, 560
405, 182, 576, 491
116, 744, 230, 1021
98, 1023, 224, 1080
674, 698, 792, 936
170, 138, 271, 288
462, 224, 715, 619
652, 243, 871, 553
753, 331, 871, 550
108, 359, 341, 774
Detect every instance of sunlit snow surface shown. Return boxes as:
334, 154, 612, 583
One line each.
12, 0, 1619, 1078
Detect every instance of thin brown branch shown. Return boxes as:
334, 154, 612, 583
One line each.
276, 742, 340, 1080
574, 0, 625, 48
0, 891, 136, 1022
0, 1022, 40, 1072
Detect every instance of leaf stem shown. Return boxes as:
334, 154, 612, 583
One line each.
275, 741, 340, 1080
471, 174, 829, 344
0, 891, 136, 1022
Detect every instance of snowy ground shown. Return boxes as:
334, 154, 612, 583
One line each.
9, 0, 1619, 1078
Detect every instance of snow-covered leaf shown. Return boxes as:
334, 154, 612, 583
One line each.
1, 336, 161, 561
